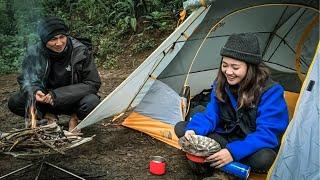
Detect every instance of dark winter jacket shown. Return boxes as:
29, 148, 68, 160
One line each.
185, 82, 289, 161
17, 37, 101, 107
216, 80, 277, 137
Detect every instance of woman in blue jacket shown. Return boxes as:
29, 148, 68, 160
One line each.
175, 33, 289, 173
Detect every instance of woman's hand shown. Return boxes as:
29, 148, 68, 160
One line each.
205, 148, 233, 168
184, 130, 196, 140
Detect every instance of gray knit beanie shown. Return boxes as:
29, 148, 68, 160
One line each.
220, 33, 262, 64
38, 17, 69, 44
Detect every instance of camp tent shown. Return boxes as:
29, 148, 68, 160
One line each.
77, 0, 319, 142
76, 0, 319, 178
268, 43, 319, 180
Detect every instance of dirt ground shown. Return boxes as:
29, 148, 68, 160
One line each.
0, 61, 233, 180
0, 70, 187, 180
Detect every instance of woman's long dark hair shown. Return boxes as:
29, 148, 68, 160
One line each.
215, 59, 270, 109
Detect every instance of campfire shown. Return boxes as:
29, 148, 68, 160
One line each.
0, 99, 94, 157
29, 104, 37, 129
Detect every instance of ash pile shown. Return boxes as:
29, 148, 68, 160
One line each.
0, 122, 94, 157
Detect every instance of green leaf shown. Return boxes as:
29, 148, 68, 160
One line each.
115, 12, 127, 20
130, 17, 137, 32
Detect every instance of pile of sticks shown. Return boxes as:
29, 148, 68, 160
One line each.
0, 123, 90, 156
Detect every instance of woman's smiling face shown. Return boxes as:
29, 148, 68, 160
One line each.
221, 57, 248, 85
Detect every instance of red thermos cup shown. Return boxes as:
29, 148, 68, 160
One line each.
149, 156, 166, 175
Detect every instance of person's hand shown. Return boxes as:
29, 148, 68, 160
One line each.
205, 148, 233, 168
184, 130, 196, 140
35, 90, 46, 102
43, 93, 54, 105
35, 90, 54, 105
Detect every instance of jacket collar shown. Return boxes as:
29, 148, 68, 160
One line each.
225, 85, 238, 110
69, 37, 88, 65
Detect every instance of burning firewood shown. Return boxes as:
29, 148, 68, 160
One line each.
0, 122, 94, 157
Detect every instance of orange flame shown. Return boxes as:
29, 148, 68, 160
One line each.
29, 104, 37, 129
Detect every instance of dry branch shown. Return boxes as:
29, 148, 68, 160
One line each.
0, 122, 94, 157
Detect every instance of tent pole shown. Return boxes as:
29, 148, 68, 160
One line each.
266, 9, 307, 62
262, 6, 289, 57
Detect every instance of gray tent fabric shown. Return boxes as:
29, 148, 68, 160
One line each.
269, 47, 319, 180
134, 80, 184, 125
159, 2, 319, 95
269, 67, 302, 93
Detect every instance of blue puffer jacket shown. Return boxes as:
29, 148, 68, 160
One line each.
185, 84, 289, 161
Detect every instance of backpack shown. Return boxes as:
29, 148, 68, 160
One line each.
184, 88, 213, 121
76, 37, 93, 51
190, 88, 212, 108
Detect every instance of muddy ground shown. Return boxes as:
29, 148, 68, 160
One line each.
0, 62, 235, 179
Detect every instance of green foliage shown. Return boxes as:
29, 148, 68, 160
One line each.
13, 0, 44, 35
97, 31, 123, 60
0, 35, 27, 74
102, 56, 119, 70
113, 0, 137, 32
0, 0, 43, 74
131, 38, 156, 54
95, 28, 125, 70
0, 0, 182, 72
143, 11, 173, 31
0, 0, 16, 35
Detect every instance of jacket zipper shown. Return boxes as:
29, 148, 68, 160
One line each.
71, 64, 74, 84
43, 59, 49, 89
71, 51, 74, 84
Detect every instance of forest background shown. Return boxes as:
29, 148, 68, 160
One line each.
0, 0, 183, 74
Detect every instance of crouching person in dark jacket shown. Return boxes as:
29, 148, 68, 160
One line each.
8, 17, 101, 132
